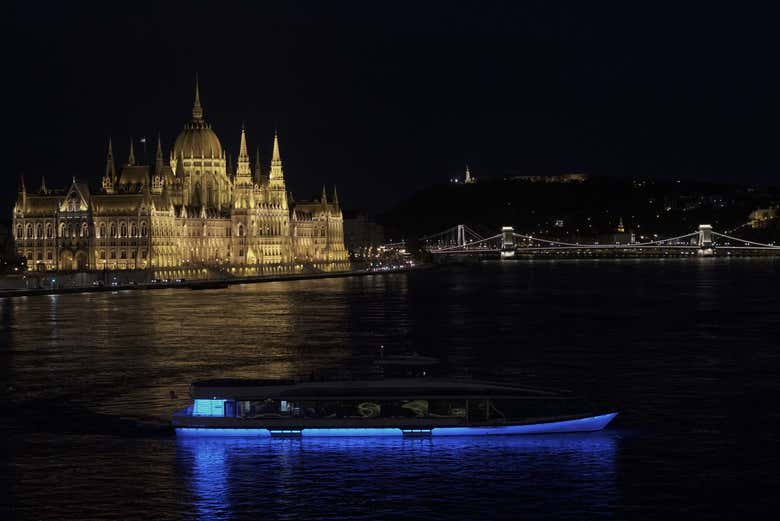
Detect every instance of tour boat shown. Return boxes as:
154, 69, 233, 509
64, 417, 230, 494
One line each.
173, 378, 618, 437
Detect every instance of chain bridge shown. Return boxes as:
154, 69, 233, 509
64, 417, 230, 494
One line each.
401, 224, 780, 258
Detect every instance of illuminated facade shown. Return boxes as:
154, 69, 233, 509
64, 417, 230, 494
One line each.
12, 82, 349, 275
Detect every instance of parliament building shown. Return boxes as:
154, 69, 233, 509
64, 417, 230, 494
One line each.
12, 82, 349, 277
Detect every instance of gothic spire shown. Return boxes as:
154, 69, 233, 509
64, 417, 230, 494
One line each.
105, 138, 116, 179
272, 131, 281, 162
236, 125, 252, 182
239, 125, 249, 160
270, 131, 284, 180
19, 174, 26, 193
321, 184, 328, 204
155, 133, 164, 170
269, 132, 284, 180
253, 146, 262, 183
226, 152, 234, 178
102, 139, 117, 193
192, 74, 203, 120
128, 138, 136, 166
333, 185, 339, 208
40, 176, 48, 194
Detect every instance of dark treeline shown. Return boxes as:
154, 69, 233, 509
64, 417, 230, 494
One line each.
378, 177, 780, 242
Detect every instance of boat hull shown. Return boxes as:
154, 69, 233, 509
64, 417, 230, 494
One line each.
175, 412, 618, 437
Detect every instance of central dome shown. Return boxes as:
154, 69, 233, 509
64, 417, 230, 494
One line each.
173, 121, 223, 159
173, 79, 223, 159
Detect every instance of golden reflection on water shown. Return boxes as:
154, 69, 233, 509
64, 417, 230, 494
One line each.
4, 276, 409, 419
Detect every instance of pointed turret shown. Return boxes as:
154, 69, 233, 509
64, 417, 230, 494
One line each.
267, 131, 287, 208
152, 134, 165, 194
18, 174, 26, 209
105, 138, 116, 176
127, 138, 136, 166
192, 74, 203, 121
239, 125, 249, 159
253, 146, 263, 184
103, 138, 117, 193
333, 186, 339, 209
270, 131, 284, 180
235, 125, 252, 185
155, 133, 164, 170
40, 176, 48, 194
226, 152, 234, 179
321, 184, 328, 204
272, 131, 281, 160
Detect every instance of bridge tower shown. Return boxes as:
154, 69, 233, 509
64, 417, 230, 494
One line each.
698, 224, 714, 256
457, 224, 466, 247
501, 226, 515, 259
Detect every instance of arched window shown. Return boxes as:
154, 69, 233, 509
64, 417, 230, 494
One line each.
110, 223, 117, 238
130, 223, 137, 237
67, 224, 74, 237
99, 223, 106, 238
36, 224, 43, 238
81, 222, 88, 237
26, 224, 33, 238
120, 223, 127, 237
237, 224, 244, 237
16, 225, 23, 239
59, 223, 65, 238
46, 223, 52, 238
140, 222, 147, 237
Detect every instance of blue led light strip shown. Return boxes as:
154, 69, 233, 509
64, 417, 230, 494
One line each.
176, 412, 618, 437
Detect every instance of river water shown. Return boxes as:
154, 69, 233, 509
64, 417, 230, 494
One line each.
2, 259, 779, 520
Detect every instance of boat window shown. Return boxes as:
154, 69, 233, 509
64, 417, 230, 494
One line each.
231, 399, 484, 420
311, 400, 434, 419
429, 400, 467, 418
237, 399, 283, 418
193, 399, 227, 417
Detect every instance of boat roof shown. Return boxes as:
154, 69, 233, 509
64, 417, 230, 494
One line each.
191, 378, 568, 400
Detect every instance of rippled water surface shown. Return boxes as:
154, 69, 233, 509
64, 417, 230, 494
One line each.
2, 259, 779, 520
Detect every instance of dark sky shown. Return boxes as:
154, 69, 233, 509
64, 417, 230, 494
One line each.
6, 1, 779, 217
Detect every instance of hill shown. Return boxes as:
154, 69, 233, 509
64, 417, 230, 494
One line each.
378, 176, 780, 242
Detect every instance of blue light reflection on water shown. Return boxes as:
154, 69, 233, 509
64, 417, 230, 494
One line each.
175, 412, 618, 438
177, 432, 619, 521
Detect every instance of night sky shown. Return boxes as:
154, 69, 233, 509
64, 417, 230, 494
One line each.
6, 1, 779, 218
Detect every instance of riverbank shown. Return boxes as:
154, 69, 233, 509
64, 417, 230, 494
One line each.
0, 265, 426, 299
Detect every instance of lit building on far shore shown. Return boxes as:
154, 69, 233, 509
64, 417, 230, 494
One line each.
12, 81, 349, 276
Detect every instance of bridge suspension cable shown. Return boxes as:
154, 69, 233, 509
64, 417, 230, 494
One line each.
711, 231, 780, 249
421, 225, 485, 242
428, 233, 502, 252
420, 223, 780, 255
512, 231, 699, 248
